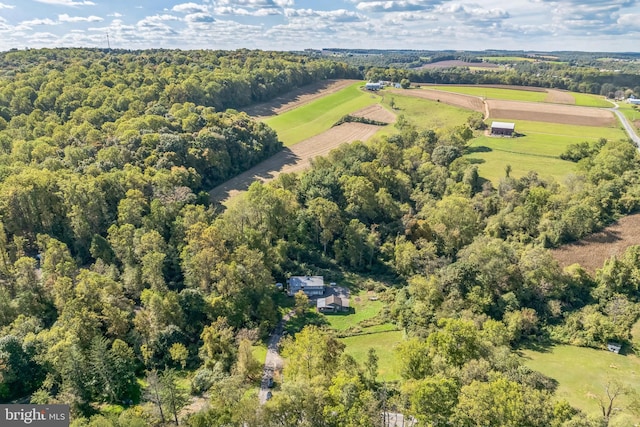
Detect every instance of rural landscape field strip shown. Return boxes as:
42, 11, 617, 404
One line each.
264, 82, 380, 146
551, 213, 640, 273
487, 99, 616, 126
387, 87, 485, 112
209, 122, 382, 202
241, 79, 360, 118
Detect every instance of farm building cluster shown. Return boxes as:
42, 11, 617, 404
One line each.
364, 81, 401, 91
285, 275, 350, 313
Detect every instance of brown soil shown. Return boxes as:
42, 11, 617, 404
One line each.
551, 213, 640, 273
351, 104, 396, 123
241, 79, 359, 119
545, 89, 575, 105
210, 123, 382, 203
388, 88, 485, 113
486, 99, 615, 127
417, 60, 500, 69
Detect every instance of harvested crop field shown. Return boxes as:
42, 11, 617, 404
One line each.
545, 89, 575, 104
487, 99, 615, 127
351, 104, 396, 123
551, 213, 640, 273
210, 123, 381, 202
242, 79, 359, 119
417, 60, 499, 69
388, 88, 484, 113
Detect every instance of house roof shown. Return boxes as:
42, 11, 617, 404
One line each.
317, 295, 350, 308
491, 121, 515, 130
289, 275, 324, 289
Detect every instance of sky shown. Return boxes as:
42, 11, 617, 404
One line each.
0, 0, 638, 52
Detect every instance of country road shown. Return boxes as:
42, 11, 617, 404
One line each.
610, 103, 640, 145
258, 310, 293, 405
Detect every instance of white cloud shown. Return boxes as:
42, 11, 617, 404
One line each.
0, 3, 15, 9
34, 0, 95, 5
19, 18, 58, 26
184, 12, 216, 22
172, 2, 209, 13
108, 12, 123, 17
59, 14, 103, 22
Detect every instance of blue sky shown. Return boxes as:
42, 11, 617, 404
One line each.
0, 0, 638, 52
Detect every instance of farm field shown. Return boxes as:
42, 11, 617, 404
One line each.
210, 122, 382, 202
424, 85, 612, 107
381, 93, 472, 131
551, 212, 640, 273
428, 85, 549, 102
520, 344, 640, 424
264, 82, 382, 146
340, 330, 404, 382
242, 79, 359, 118
417, 60, 500, 69
387, 87, 484, 113
617, 102, 640, 132
466, 120, 627, 183
480, 56, 535, 63
487, 99, 615, 126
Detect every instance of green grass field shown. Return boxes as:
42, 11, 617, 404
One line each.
520, 344, 640, 423
324, 291, 384, 331
382, 93, 471, 131
480, 56, 535, 63
427, 85, 613, 108
429, 85, 548, 103
264, 82, 381, 146
571, 93, 614, 108
340, 329, 404, 381
618, 102, 640, 132
466, 120, 627, 183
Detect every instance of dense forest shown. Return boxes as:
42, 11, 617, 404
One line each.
1, 48, 640, 426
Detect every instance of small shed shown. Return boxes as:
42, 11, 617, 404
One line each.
491, 121, 516, 136
317, 295, 350, 313
607, 342, 622, 354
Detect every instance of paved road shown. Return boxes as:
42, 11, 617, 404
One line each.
258, 310, 293, 405
610, 103, 640, 145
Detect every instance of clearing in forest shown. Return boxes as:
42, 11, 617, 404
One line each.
521, 344, 640, 424
264, 82, 382, 146
242, 79, 360, 119
209, 123, 382, 203
550, 213, 640, 273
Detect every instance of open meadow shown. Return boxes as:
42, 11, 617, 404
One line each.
264, 82, 385, 146
467, 120, 627, 183
520, 345, 640, 424
424, 85, 613, 107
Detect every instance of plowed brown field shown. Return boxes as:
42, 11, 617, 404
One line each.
486, 99, 615, 126
210, 123, 382, 202
388, 88, 484, 113
551, 214, 640, 273
351, 104, 396, 123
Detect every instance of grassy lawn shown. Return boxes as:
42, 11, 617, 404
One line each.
571, 93, 614, 108
252, 344, 268, 365
520, 344, 640, 422
429, 85, 548, 103
466, 120, 627, 184
340, 330, 404, 382
382, 93, 471, 131
324, 291, 383, 331
264, 82, 380, 146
